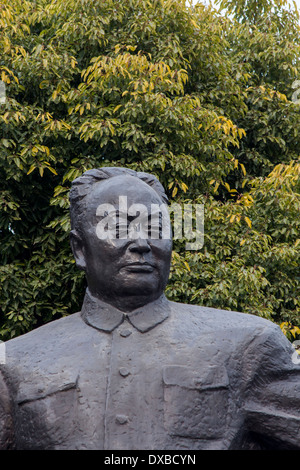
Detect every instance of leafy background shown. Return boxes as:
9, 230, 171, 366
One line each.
0, 0, 299, 341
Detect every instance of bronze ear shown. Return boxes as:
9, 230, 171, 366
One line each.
69, 229, 86, 271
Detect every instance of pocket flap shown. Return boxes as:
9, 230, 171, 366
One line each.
163, 365, 229, 390
17, 371, 79, 405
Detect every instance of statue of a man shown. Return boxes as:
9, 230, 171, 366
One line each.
0, 167, 299, 450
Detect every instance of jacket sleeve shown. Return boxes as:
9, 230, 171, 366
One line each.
244, 323, 300, 449
0, 370, 14, 449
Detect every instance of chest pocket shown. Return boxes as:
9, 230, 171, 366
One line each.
15, 372, 79, 449
163, 365, 229, 439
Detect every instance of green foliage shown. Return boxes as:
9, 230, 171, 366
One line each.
280, 321, 300, 341
0, 0, 299, 340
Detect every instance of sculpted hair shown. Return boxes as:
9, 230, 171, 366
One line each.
69, 167, 168, 235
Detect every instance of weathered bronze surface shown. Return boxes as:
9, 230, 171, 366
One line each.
0, 167, 299, 450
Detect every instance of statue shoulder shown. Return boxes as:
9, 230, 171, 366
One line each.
169, 300, 274, 332
4, 312, 87, 362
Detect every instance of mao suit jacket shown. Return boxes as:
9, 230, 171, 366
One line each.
0, 290, 300, 450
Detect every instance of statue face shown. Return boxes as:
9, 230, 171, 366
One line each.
71, 175, 172, 311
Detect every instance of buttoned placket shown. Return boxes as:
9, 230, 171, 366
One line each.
104, 320, 136, 449
80, 289, 171, 449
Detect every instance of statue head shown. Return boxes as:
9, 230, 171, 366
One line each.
69, 167, 172, 312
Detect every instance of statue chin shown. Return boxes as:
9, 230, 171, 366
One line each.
86, 266, 168, 311
91, 284, 164, 312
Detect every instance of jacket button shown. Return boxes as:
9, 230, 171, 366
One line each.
120, 329, 132, 337
116, 414, 129, 425
119, 367, 130, 377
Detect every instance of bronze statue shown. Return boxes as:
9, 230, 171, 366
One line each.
0, 167, 299, 450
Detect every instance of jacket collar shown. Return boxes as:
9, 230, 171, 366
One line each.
81, 288, 170, 333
